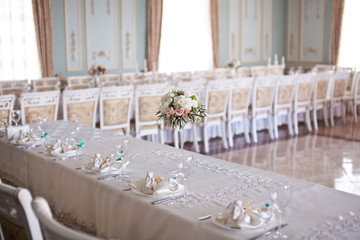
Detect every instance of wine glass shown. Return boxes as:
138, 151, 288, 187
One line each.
0, 119, 8, 135
115, 138, 130, 176
269, 183, 292, 239
168, 172, 179, 207
179, 154, 194, 201
11, 110, 21, 126
69, 126, 83, 160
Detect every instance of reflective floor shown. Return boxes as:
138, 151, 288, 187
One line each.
206, 115, 360, 196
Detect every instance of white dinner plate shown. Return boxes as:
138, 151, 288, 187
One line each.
129, 182, 184, 198
81, 161, 125, 175
10, 138, 44, 146
49, 147, 82, 157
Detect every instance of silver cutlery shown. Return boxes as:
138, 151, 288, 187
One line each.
74, 167, 81, 170
248, 223, 288, 240
151, 194, 185, 205
97, 172, 135, 181
122, 188, 131, 191
198, 215, 212, 221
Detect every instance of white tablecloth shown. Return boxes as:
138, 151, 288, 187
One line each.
1, 121, 359, 240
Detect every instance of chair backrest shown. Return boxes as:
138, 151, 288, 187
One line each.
121, 72, 138, 85
312, 64, 336, 72
31, 77, 60, 92
0, 80, 29, 98
235, 67, 251, 78
250, 66, 268, 78
176, 80, 205, 104
153, 73, 168, 84
62, 88, 99, 128
0, 183, 43, 240
331, 70, 351, 101
194, 70, 215, 81
0, 94, 15, 123
228, 77, 253, 117
20, 91, 61, 124
353, 72, 360, 99
171, 71, 193, 83
267, 65, 285, 76
96, 74, 121, 87
313, 71, 333, 103
135, 83, 169, 128
251, 76, 277, 116
273, 75, 297, 112
66, 76, 94, 90
337, 67, 356, 91
99, 85, 134, 132
204, 80, 230, 119
214, 68, 233, 80
294, 73, 315, 108
32, 197, 99, 240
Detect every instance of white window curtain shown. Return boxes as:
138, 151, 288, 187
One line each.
0, 0, 41, 80
158, 0, 213, 73
338, 0, 360, 69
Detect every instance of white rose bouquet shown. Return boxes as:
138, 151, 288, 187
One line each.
157, 89, 206, 129
226, 59, 241, 69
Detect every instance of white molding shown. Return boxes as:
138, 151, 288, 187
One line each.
287, 0, 299, 62
262, 0, 272, 61
121, 0, 137, 69
228, 0, 240, 60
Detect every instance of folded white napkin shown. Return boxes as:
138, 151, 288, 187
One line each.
48, 139, 76, 155
130, 175, 184, 196
89, 153, 129, 173
16, 129, 42, 144
215, 200, 263, 230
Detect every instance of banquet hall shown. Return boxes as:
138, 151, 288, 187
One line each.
1, 0, 360, 239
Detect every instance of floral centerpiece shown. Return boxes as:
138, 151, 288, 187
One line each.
89, 64, 107, 75
157, 89, 206, 130
225, 59, 241, 69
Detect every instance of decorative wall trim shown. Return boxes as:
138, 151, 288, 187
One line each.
64, 0, 83, 71
262, 0, 272, 61
121, 0, 137, 69
241, 0, 261, 63
287, 0, 299, 62
300, 0, 324, 62
228, 0, 240, 60
85, 0, 119, 70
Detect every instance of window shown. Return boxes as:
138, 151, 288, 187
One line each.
0, 0, 41, 80
338, 0, 360, 69
158, 0, 213, 73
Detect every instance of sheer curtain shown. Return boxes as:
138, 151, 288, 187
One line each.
0, 0, 41, 80
158, 0, 213, 73
338, 0, 360, 69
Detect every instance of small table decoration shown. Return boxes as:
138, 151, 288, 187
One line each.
89, 63, 107, 76
156, 89, 206, 151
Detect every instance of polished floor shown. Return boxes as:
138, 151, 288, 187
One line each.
191, 115, 360, 196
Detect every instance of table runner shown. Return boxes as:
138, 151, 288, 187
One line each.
0, 120, 359, 239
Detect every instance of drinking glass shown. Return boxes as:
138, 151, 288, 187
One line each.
11, 110, 21, 126
115, 138, 130, 176
179, 155, 194, 201
269, 183, 292, 239
0, 119, 8, 135
168, 172, 179, 207
69, 126, 82, 160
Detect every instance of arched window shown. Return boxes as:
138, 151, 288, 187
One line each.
158, 0, 213, 73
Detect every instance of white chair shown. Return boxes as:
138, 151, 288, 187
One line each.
20, 91, 60, 124
153, 72, 168, 84
31, 77, 60, 92
312, 71, 332, 131
96, 74, 121, 87
328, 70, 351, 126
135, 83, 168, 143
250, 66, 268, 78
227, 77, 253, 146
267, 65, 285, 76
62, 88, 99, 128
66, 76, 94, 90
0, 80, 29, 98
121, 72, 139, 85
250, 76, 277, 143
99, 86, 134, 135
0, 94, 15, 123
0, 182, 43, 240
234, 67, 251, 78
312, 64, 336, 72
32, 197, 99, 240
349, 72, 360, 122
272, 75, 297, 138
202, 80, 229, 153
194, 70, 215, 81
171, 71, 193, 84
293, 73, 315, 135
214, 68, 233, 80
175, 80, 206, 152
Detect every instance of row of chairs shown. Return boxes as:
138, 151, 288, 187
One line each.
0, 179, 99, 240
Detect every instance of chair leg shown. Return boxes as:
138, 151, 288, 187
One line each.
323, 104, 329, 127
273, 115, 279, 139
341, 101, 346, 124
330, 104, 335, 127
203, 125, 209, 153
221, 121, 228, 149
252, 118, 258, 143
244, 118, 251, 144
354, 102, 358, 123
293, 112, 299, 135
159, 129, 164, 144
268, 114, 274, 140
227, 121, 233, 148
313, 109, 318, 131
305, 110, 312, 132
191, 125, 200, 153
174, 129, 179, 149
287, 112, 294, 136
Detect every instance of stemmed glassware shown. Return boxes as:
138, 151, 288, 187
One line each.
115, 138, 129, 176
178, 154, 194, 201
69, 126, 82, 160
168, 171, 179, 207
11, 110, 21, 126
269, 183, 292, 239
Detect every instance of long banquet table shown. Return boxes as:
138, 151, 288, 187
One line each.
1, 120, 360, 240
